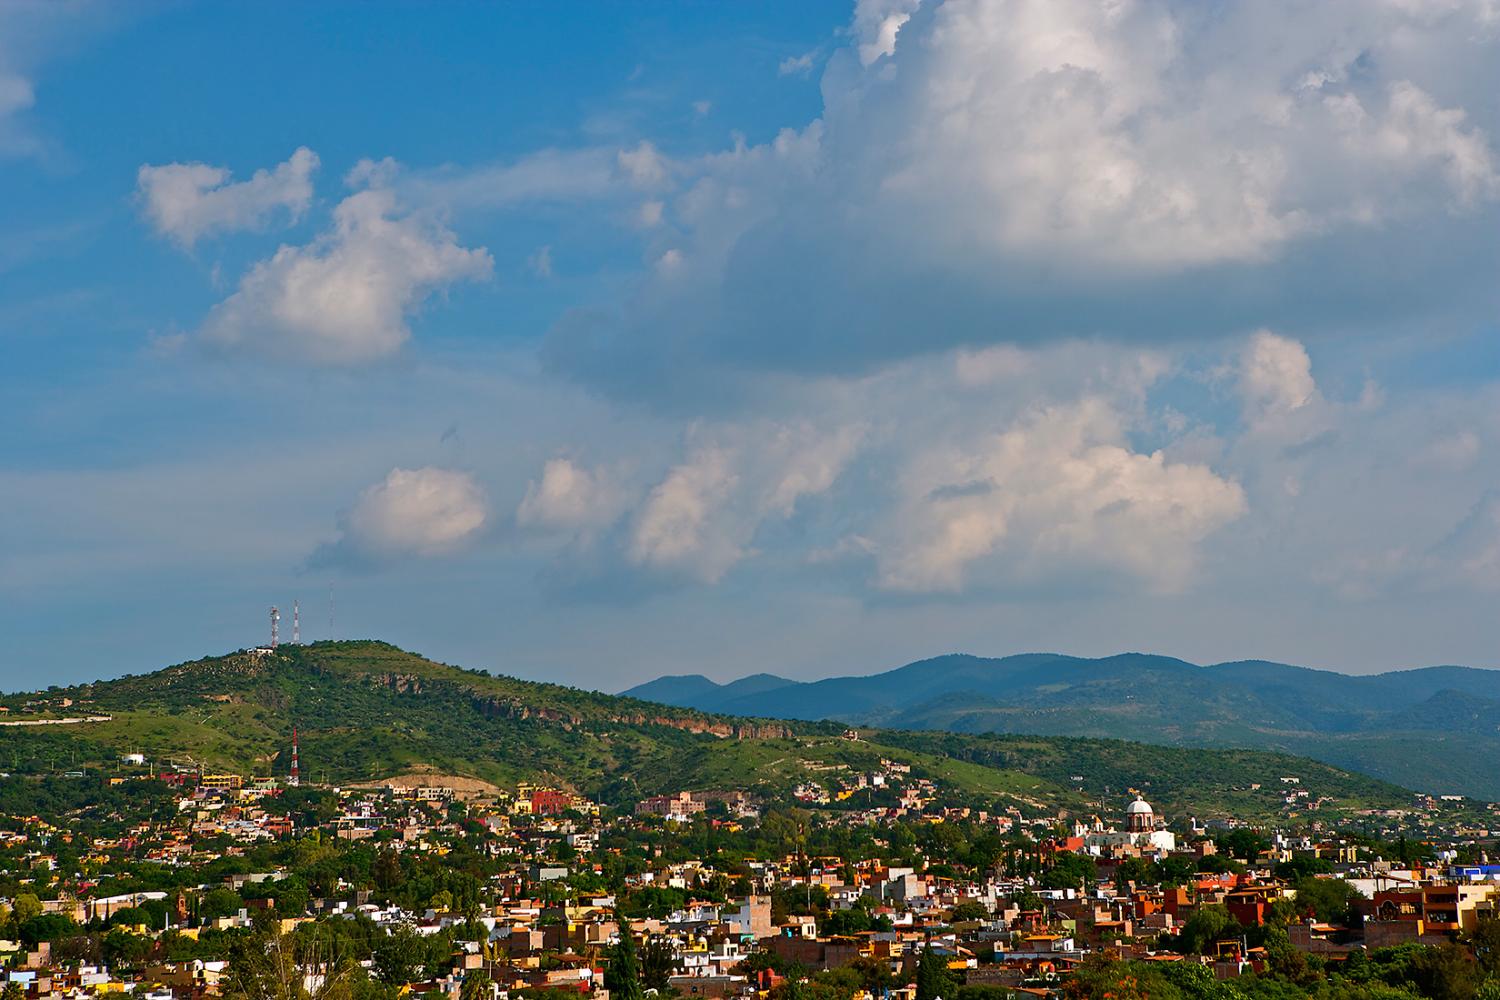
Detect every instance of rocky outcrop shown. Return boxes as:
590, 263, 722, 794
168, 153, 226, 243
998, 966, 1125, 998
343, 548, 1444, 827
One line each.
465, 697, 794, 741
373, 673, 425, 695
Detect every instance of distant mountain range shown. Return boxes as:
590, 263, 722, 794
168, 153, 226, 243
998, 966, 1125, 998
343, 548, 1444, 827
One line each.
621, 653, 1500, 799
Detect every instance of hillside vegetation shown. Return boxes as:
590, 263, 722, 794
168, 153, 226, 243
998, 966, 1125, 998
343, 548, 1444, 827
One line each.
0, 641, 1425, 821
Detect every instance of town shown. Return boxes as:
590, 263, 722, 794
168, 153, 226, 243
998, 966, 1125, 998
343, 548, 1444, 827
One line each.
4, 742, 1500, 1000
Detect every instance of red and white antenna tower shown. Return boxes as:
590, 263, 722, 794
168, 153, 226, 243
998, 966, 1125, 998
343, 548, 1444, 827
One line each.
270, 606, 280, 648
292, 600, 300, 644
289, 728, 301, 787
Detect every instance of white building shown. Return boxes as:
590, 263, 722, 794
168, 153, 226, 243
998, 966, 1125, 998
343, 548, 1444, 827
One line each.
1076, 797, 1176, 854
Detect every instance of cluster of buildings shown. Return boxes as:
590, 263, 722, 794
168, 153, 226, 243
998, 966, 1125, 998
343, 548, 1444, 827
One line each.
4, 756, 1500, 1000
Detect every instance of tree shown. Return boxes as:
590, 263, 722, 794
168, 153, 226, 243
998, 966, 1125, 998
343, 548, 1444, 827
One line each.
12, 893, 42, 924
1039, 852, 1095, 891
1470, 917, 1500, 976
1410, 943, 1482, 1000
1178, 905, 1238, 955
1062, 956, 1156, 1000
639, 936, 678, 993
949, 900, 989, 923
1113, 858, 1152, 893
200, 887, 244, 922
915, 946, 954, 1000
460, 971, 492, 1000
606, 930, 644, 1000
1294, 876, 1359, 924
1216, 829, 1270, 862
103, 927, 153, 968
848, 956, 894, 994
223, 927, 358, 1000
373, 928, 427, 987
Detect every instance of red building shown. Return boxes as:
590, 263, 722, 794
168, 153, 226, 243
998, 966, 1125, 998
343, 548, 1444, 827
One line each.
530, 788, 577, 816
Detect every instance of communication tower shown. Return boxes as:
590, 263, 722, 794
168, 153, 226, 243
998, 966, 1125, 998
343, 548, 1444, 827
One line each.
289, 728, 301, 787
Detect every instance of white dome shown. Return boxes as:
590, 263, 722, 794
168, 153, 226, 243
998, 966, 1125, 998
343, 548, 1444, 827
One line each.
1126, 798, 1154, 815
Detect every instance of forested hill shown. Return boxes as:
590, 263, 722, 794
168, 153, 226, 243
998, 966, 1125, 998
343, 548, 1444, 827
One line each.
622, 651, 1500, 799
0, 640, 1429, 821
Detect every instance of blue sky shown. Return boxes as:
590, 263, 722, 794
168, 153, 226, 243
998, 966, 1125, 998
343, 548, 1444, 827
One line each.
3, 0, 1500, 692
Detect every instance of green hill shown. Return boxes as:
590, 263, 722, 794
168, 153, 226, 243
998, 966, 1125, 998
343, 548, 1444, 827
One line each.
0, 640, 1429, 822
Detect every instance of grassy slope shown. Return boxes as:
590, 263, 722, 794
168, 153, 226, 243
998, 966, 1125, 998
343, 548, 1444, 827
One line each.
0, 641, 1427, 821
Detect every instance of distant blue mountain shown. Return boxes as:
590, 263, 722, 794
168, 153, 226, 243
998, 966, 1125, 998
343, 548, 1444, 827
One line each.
621, 652, 1500, 799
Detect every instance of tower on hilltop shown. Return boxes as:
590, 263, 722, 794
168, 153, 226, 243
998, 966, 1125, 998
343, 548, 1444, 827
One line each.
289, 727, 300, 787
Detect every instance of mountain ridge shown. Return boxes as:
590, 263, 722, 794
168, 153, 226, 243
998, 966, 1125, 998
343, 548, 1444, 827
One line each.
620, 651, 1500, 798
0, 640, 1429, 822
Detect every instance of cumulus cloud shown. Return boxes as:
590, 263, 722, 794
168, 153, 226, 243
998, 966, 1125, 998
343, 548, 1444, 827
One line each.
618, 422, 865, 583
137, 147, 319, 247
317, 467, 488, 567
629, 446, 743, 582
528, 340, 1260, 594
545, 0, 1500, 399
853, 0, 921, 65
873, 398, 1246, 592
200, 184, 492, 364
1239, 330, 1318, 427
517, 458, 628, 537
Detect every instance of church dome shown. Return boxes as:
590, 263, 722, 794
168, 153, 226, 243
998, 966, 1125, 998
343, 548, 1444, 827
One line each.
1126, 797, 1154, 815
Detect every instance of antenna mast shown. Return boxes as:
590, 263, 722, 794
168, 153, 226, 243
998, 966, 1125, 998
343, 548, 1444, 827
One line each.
270, 606, 280, 648
293, 600, 300, 644
289, 728, 301, 787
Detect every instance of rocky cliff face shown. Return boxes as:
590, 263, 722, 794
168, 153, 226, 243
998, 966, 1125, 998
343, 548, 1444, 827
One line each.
465, 696, 794, 740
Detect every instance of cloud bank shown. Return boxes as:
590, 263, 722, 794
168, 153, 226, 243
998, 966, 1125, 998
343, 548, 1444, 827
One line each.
545, 0, 1500, 399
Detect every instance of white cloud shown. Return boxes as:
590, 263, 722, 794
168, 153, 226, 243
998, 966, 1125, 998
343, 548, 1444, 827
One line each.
137, 147, 319, 247
1355, 82, 1500, 206
546, 0, 1500, 396
764, 424, 865, 516
332, 467, 488, 562
828, 0, 1500, 269
618, 141, 669, 189
778, 50, 818, 77
200, 185, 492, 364
1239, 330, 1318, 426
393, 147, 620, 209
874, 398, 1247, 592
629, 446, 742, 582
517, 458, 627, 536
853, 0, 921, 65
624, 422, 864, 583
